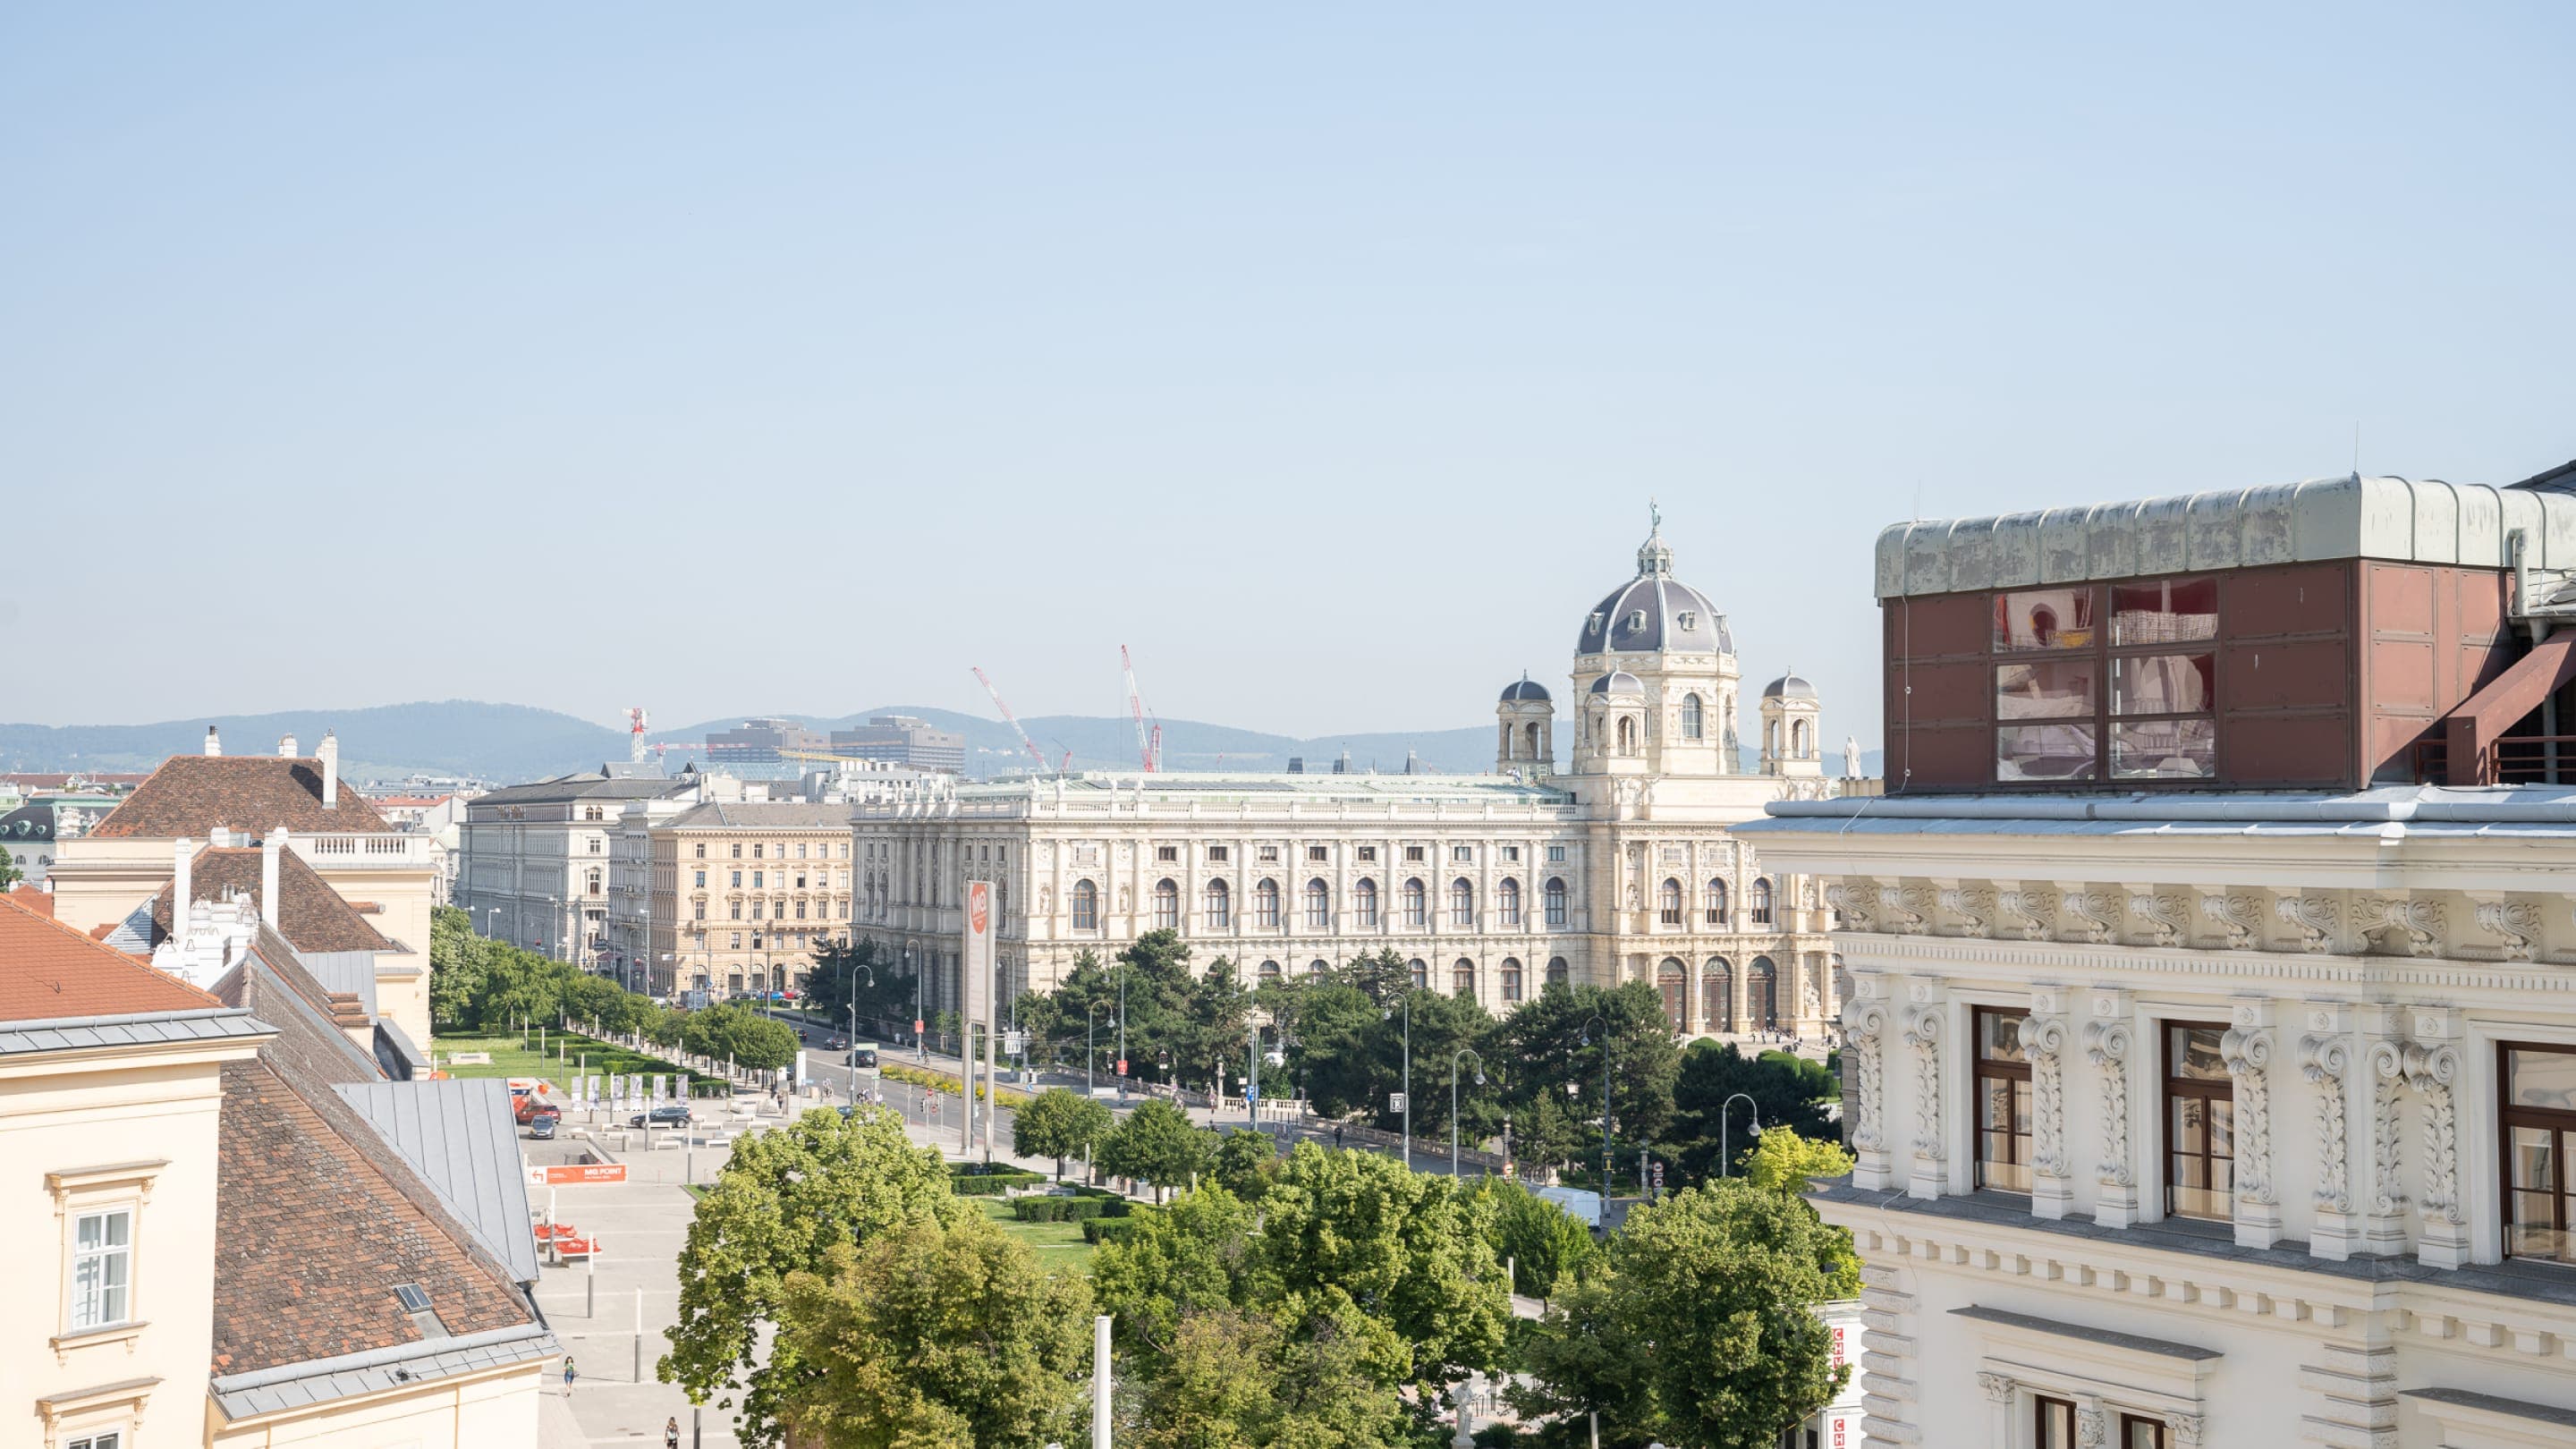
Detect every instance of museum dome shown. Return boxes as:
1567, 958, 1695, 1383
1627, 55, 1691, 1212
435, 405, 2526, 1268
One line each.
1763, 671, 1817, 701
1498, 676, 1553, 703
1574, 514, 1733, 657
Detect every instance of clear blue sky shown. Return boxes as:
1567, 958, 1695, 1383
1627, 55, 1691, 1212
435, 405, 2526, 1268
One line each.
5, 4, 2570, 746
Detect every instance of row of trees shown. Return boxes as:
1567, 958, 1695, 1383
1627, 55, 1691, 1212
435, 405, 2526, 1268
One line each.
428, 907, 800, 1071
1007, 930, 1838, 1187
665, 1098, 1857, 1448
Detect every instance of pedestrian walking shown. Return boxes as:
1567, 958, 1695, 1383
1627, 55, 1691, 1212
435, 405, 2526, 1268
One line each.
563, 1358, 578, 1395
665, 1417, 681, 1448
1333, 1124, 1344, 1149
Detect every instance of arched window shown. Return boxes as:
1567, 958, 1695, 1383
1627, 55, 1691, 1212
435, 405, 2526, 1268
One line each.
1308, 959, 1329, 976
1703, 958, 1733, 1032
1500, 958, 1523, 1002
1525, 722, 1541, 758
1402, 878, 1428, 928
1750, 877, 1773, 925
1545, 877, 1568, 927
1658, 877, 1683, 927
1354, 878, 1379, 928
1546, 956, 1570, 987
1706, 877, 1729, 927
1258, 960, 1283, 984
1617, 716, 1638, 753
1449, 877, 1475, 927
1793, 719, 1812, 756
1153, 878, 1179, 930
1072, 880, 1098, 932
1453, 958, 1477, 997
1657, 959, 1687, 1034
1255, 879, 1281, 928
1749, 956, 1779, 1030
1409, 958, 1428, 990
1498, 877, 1521, 927
1304, 878, 1331, 929
1204, 877, 1231, 928
1682, 693, 1704, 739
585, 867, 603, 896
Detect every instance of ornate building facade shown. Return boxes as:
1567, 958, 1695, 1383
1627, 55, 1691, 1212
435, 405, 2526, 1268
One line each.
1741, 472, 2576, 1448
852, 521, 1860, 1037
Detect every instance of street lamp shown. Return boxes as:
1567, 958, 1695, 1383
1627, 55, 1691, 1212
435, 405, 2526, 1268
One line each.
1086, 1001, 1114, 1098
1116, 964, 1130, 1105
1450, 1048, 1485, 1179
1721, 1091, 1764, 1179
847, 961, 875, 1082
1383, 991, 1413, 1169
1579, 1014, 1612, 1194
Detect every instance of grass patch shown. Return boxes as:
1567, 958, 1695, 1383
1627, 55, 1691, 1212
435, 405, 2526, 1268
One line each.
429, 1031, 726, 1096
977, 1195, 1095, 1275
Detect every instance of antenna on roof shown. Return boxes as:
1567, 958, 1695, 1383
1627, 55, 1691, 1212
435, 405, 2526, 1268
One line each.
2352, 421, 2362, 480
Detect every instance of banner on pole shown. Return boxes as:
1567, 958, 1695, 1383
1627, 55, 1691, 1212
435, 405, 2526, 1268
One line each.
963, 879, 996, 1032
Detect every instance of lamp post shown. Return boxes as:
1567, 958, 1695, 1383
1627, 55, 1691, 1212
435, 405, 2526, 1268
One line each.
1579, 1014, 1612, 1194
1086, 1001, 1114, 1097
847, 962, 875, 1098
1383, 990, 1413, 1169
1721, 1091, 1764, 1178
1450, 1048, 1484, 1179
1116, 964, 1130, 1106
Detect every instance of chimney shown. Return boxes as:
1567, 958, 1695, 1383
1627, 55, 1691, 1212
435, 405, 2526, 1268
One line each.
204, 725, 222, 757
319, 731, 339, 807
260, 826, 284, 929
279, 733, 298, 758
173, 837, 194, 942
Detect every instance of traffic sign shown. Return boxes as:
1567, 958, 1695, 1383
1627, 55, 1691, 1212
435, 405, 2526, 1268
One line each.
1117, 1058, 1128, 1075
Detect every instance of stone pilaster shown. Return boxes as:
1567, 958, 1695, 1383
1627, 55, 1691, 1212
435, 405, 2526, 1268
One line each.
1901, 979, 1948, 1199
2300, 1001, 2361, 1260
2020, 985, 2073, 1220
2085, 988, 2139, 1228
2405, 1006, 2468, 1269
2356, 1004, 2412, 1256
1844, 974, 1896, 1191
2222, 998, 2281, 1249
1857, 1257, 1920, 1445
2298, 1342, 2400, 1449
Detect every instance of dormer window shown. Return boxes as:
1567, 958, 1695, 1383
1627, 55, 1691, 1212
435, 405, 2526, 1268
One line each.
1588, 611, 1605, 636
1677, 611, 1697, 631
1626, 610, 1646, 631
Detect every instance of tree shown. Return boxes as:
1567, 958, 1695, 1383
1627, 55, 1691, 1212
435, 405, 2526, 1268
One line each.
661, 1106, 968, 1447
428, 906, 491, 1032
1092, 1183, 1259, 1357
1208, 1128, 1276, 1199
775, 1212, 1091, 1449
1669, 1040, 1840, 1182
1013, 1087, 1114, 1180
0, 842, 22, 890
1487, 981, 1678, 1186
1097, 1098, 1215, 1202
1129, 1305, 1419, 1449
682, 1001, 800, 1072
1742, 1126, 1857, 1196
1510, 1178, 1858, 1448
1468, 1179, 1595, 1300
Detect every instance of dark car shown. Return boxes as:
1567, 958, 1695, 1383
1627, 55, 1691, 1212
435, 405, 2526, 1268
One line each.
849, 1047, 877, 1069
826, 1037, 849, 1051
629, 1105, 693, 1128
526, 1114, 558, 1140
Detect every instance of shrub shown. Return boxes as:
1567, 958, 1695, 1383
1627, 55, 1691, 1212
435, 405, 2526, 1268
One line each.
1061, 1198, 1106, 1222
1081, 1217, 1140, 1246
1011, 1198, 1063, 1222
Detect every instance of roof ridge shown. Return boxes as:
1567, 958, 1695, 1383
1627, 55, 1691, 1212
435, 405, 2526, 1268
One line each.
0, 892, 219, 1013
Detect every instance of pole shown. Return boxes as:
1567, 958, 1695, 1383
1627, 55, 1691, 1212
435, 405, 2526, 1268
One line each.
984, 1005, 997, 1165
1401, 994, 1411, 1170
587, 1243, 596, 1318
1092, 1313, 1114, 1449
1117, 969, 1129, 1105
632, 1285, 643, 1382
1249, 1023, 1260, 1131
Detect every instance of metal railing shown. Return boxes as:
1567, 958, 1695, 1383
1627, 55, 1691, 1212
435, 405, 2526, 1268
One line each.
2410, 735, 2576, 786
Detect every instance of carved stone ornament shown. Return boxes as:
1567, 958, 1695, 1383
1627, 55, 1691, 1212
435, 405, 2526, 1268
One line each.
2300, 1034, 2352, 1213
2165, 1412, 2205, 1445
2076, 1406, 2106, 1448
2360, 897, 2445, 957
2201, 893, 2261, 950
1976, 1372, 2016, 1404
1824, 883, 1877, 933
1878, 885, 1931, 933
1848, 1002, 1892, 1154
2019, 1014, 2072, 1179
1903, 1005, 1945, 1159
1938, 886, 1996, 939
2404, 1041, 2464, 1225
1996, 889, 2054, 940
2275, 895, 2337, 953
2222, 1026, 2277, 1206
2086, 1019, 2134, 1188
2062, 890, 2119, 945
2474, 899, 2541, 961
2129, 893, 2189, 948
2367, 1038, 2409, 1217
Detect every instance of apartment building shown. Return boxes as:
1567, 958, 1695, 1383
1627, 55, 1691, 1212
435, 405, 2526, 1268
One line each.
623, 801, 855, 997
457, 765, 701, 970
1741, 470, 2576, 1448
831, 714, 965, 774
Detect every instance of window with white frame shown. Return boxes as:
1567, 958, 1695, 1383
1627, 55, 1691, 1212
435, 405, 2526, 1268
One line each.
70, 1207, 132, 1331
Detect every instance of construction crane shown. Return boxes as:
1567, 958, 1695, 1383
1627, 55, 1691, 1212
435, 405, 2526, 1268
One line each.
1122, 645, 1161, 772
972, 666, 1052, 774
625, 708, 649, 764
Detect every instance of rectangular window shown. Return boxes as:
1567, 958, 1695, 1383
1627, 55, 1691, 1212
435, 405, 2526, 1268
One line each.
1452, 845, 1473, 863
1502, 845, 1521, 862
1157, 845, 1179, 862
1208, 845, 1230, 862
731, 870, 743, 887
1547, 844, 1566, 862
68, 1435, 123, 1449
2120, 1414, 2169, 1449
2503, 1042, 2576, 1263
1990, 577, 2220, 784
2034, 1396, 2077, 1449
730, 932, 742, 949
70, 1208, 132, 1330
1308, 845, 1328, 862
733, 843, 742, 859
797, 843, 809, 859
694, 870, 707, 887
2164, 1021, 2235, 1221
1973, 1007, 2032, 1193
754, 843, 765, 859
1355, 846, 1376, 862
1405, 845, 1426, 863
730, 902, 742, 919
694, 843, 707, 859
1258, 845, 1280, 862
692, 902, 706, 920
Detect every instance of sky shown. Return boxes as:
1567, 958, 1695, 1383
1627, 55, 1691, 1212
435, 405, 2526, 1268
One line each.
4, 4, 2572, 746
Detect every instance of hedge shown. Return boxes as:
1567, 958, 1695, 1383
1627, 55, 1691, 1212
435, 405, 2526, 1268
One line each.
1081, 1217, 1141, 1245
1011, 1196, 1112, 1223
883, 1063, 1037, 1108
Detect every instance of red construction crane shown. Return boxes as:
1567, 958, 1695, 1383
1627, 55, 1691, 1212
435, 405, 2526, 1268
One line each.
972, 666, 1053, 774
1121, 645, 1159, 772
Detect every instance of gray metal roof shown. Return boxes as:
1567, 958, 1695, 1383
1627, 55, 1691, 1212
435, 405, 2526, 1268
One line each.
1744, 784, 2576, 842
210, 1321, 560, 1422
665, 801, 853, 829
1577, 573, 1731, 655
0, 1005, 272, 1057
373, 1020, 432, 1080
1588, 671, 1646, 696
301, 950, 379, 1017
470, 772, 694, 807
1874, 474, 2576, 600
333, 1078, 543, 1284
1498, 677, 1553, 703
933, 771, 1572, 806
1761, 672, 1816, 700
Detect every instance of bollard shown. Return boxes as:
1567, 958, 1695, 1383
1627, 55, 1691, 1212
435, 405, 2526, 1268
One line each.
1092, 1314, 1112, 1449
633, 1285, 644, 1382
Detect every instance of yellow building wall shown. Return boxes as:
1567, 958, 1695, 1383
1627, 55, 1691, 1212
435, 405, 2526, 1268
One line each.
207, 1359, 547, 1447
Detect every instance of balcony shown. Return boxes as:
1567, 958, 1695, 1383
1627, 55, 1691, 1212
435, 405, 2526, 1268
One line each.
291, 833, 431, 869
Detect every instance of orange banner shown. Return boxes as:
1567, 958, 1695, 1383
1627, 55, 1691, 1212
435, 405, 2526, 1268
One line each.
523, 1163, 628, 1185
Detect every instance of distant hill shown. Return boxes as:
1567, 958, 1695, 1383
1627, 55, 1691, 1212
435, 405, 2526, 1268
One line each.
1, 699, 1884, 785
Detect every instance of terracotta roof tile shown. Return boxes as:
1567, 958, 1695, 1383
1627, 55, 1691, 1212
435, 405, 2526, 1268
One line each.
0, 893, 217, 1021
6, 884, 54, 919
91, 756, 392, 839
150, 847, 396, 956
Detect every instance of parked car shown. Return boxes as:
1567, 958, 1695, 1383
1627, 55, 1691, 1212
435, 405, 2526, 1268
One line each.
629, 1105, 693, 1128
526, 1114, 558, 1140
826, 1037, 849, 1051
849, 1047, 877, 1070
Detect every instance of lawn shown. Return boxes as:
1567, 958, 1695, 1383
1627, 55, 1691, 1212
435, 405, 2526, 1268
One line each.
978, 1196, 1095, 1275
430, 1030, 704, 1091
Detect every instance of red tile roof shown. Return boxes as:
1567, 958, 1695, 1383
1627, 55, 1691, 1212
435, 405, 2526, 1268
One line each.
6, 883, 53, 919
0, 893, 218, 1021
150, 847, 396, 956
90, 757, 393, 839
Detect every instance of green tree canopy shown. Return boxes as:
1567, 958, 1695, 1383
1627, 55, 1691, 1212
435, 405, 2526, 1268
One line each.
1487, 980, 1678, 1186
1013, 1087, 1115, 1180
660, 1106, 967, 1447
1097, 1097, 1215, 1202
775, 1211, 1092, 1449
1467, 1178, 1596, 1300
0, 842, 25, 890
1128, 1304, 1420, 1449
1669, 1040, 1841, 1181
682, 1001, 800, 1072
